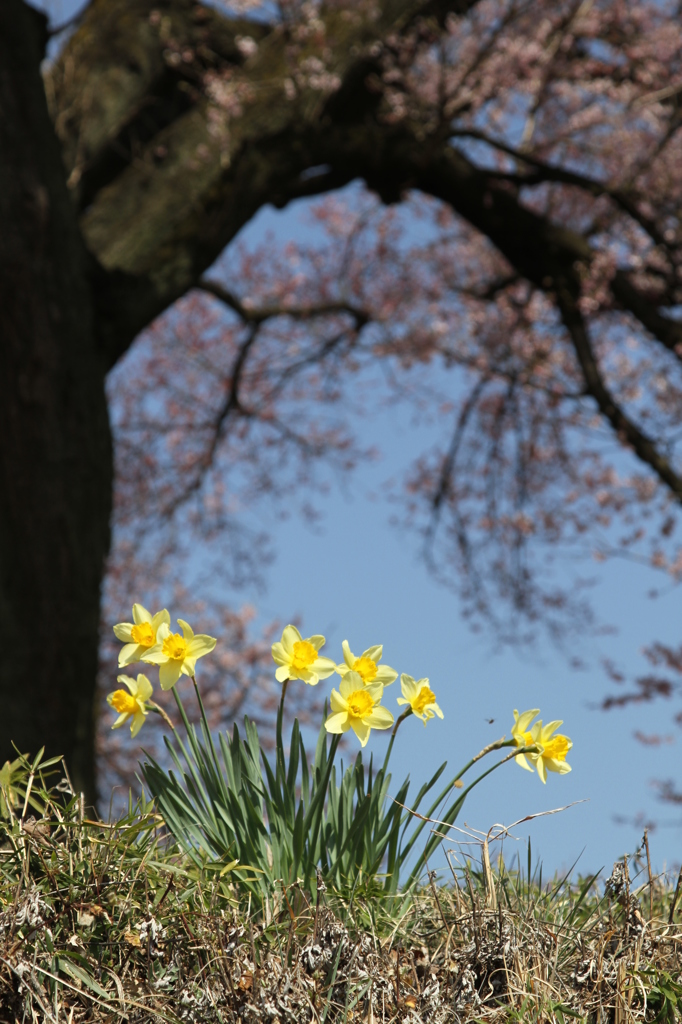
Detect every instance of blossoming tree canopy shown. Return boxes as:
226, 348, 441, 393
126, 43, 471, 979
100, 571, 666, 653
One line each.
88, 0, 682, 650
5, 0, 682, 803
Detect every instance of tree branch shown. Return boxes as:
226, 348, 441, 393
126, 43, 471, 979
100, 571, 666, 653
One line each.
197, 279, 370, 328
555, 279, 682, 502
610, 271, 682, 357
450, 127, 671, 252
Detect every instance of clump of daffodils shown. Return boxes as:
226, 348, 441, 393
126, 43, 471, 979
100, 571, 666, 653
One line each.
106, 611, 574, 790
108, 605, 217, 737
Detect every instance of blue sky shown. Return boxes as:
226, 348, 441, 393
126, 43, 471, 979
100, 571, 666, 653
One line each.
37, 0, 682, 882
219, 193, 682, 880
238, 338, 682, 880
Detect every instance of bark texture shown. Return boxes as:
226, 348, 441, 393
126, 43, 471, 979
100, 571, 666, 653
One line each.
0, 0, 112, 805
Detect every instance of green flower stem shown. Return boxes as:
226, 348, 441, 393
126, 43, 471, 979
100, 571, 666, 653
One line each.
449, 736, 516, 788
192, 675, 222, 770
381, 708, 412, 776
398, 738, 518, 862
405, 744, 539, 887
305, 733, 341, 881
148, 701, 175, 732
171, 687, 192, 736
275, 679, 289, 785
168, 688, 211, 797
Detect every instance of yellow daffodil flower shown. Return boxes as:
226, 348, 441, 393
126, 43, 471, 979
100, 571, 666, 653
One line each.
396, 674, 444, 725
511, 709, 572, 783
142, 619, 217, 690
107, 674, 153, 737
529, 720, 572, 783
271, 625, 336, 685
113, 604, 170, 667
335, 640, 398, 686
511, 708, 541, 772
324, 671, 394, 746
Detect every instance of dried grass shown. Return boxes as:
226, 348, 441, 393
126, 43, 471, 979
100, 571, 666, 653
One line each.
1, 801, 681, 1024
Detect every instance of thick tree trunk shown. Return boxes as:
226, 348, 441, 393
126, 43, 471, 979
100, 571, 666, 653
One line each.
0, 0, 112, 807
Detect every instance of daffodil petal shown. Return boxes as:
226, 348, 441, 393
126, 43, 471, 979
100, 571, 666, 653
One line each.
297, 668, 317, 684
536, 757, 548, 783
281, 625, 302, 653
275, 665, 290, 683
132, 604, 152, 625
176, 618, 194, 642
156, 622, 171, 642
312, 656, 336, 679
141, 645, 165, 665
364, 681, 384, 702
515, 709, 540, 733
152, 609, 171, 631
159, 660, 183, 691
324, 711, 349, 734
329, 689, 347, 713
374, 665, 397, 685
339, 673, 363, 699
118, 643, 141, 667
350, 719, 371, 747
187, 635, 217, 659
130, 711, 147, 737
363, 646, 383, 662
113, 623, 135, 642
136, 674, 153, 701
111, 713, 129, 730
271, 642, 289, 666
515, 753, 534, 772
342, 640, 355, 668
366, 706, 394, 729
400, 674, 417, 700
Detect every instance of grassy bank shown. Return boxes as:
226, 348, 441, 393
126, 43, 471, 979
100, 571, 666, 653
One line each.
1, 779, 680, 1024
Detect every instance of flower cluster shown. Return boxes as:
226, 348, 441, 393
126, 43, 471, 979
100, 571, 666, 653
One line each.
106, 611, 573, 786
269, 626, 572, 778
107, 603, 216, 736
269, 625, 445, 747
